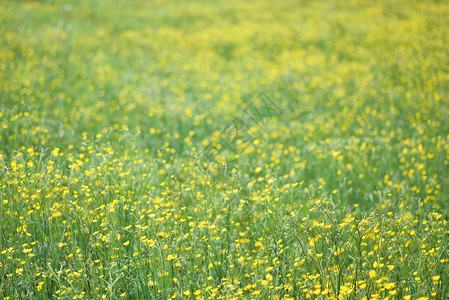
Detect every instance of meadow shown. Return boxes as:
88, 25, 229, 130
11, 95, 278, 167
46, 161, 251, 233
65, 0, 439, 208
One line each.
1, 0, 449, 299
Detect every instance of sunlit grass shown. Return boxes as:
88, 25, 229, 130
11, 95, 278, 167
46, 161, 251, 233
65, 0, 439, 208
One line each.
1, 0, 449, 299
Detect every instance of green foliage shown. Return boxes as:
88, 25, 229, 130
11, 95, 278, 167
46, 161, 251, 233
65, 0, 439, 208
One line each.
1, 0, 449, 299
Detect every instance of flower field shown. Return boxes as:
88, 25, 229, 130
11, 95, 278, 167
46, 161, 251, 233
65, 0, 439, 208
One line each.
1, 0, 449, 299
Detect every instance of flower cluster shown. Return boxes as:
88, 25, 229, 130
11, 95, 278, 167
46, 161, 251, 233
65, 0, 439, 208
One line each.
1, 0, 449, 299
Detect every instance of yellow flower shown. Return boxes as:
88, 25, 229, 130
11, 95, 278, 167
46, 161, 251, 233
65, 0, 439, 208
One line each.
369, 270, 376, 278
183, 290, 190, 296
123, 240, 130, 246
432, 275, 440, 281
167, 254, 177, 261
52, 148, 60, 157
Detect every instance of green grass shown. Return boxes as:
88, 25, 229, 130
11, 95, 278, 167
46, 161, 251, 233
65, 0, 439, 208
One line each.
1, 0, 449, 299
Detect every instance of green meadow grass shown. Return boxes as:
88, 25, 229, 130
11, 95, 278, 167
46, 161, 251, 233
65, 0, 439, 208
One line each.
1, 0, 449, 299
